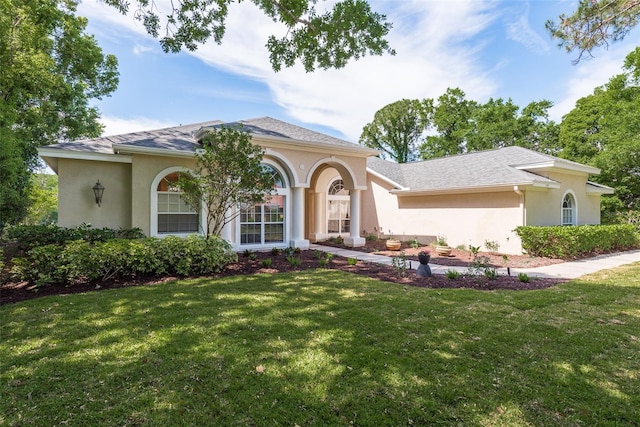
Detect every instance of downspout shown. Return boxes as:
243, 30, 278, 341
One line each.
514, 186, 525, 226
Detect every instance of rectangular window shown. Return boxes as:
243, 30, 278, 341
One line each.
157, 192, 198, 234
240, 196, 285, 245
562, 208, 573, 226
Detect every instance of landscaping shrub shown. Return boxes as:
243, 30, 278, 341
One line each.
515, 224, 639, 258
4, 224, 144, 251
10, 235, 237, 286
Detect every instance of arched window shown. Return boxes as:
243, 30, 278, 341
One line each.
239, 165, 288, 246
562, 193, 576, 225
156, 172, 200, 234
327, 179, 350, 234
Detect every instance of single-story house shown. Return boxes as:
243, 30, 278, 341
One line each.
38, 117, 614, 254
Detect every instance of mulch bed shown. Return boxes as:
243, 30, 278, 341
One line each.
1, 244, 567, 306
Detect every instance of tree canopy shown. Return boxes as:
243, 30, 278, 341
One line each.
359, 99, 431, 163
546, 0, 640, 63
176, 126, 276, 238
559, 47, 640, 213
361, 89, 559, 163
102, 0, 395, 72
0, 0, 119, 231
418, 88, 559, 160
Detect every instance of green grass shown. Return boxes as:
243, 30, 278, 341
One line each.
2, 264, 640, 426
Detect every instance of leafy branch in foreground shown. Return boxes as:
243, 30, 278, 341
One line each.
102, 0, 395, 72
546, 0, 640, 63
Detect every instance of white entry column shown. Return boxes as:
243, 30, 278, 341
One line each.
345, 189, 365, 247
290, 186, 310, 249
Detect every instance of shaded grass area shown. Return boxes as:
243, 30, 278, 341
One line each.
2, 264, 640, 426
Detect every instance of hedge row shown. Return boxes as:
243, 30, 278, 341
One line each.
5, 224, 145, 251
515, 224, 639, 259
11, 235, 237, 287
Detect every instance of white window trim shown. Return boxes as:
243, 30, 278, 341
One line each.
561, 190, 578, 226
235, 161, 291, 250
150, 166, 207, 237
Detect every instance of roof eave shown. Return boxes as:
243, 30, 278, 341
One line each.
112, 144, 196, 158
514, 160, 600, 175
586, 181, 615, 195
390, 180, 559, 196
37, 147, 132, 173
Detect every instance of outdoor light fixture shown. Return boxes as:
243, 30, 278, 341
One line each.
92, 180, 105, 207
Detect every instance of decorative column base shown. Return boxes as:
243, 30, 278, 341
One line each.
344, 236, 365, 247
309, 233, 328, 243
290, 239, 310, 250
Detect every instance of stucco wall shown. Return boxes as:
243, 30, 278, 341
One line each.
362, 175, 525, 254
525, 171, 600, 226
57, 158, 132, 229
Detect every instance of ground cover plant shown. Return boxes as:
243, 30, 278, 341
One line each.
2, 263, 639, 425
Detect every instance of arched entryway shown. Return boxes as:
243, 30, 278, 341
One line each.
307, 162, 365, 247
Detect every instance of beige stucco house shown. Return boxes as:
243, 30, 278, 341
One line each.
38, 117, 613, 254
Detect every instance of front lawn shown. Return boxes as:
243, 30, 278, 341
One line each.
2, 264, 639, 426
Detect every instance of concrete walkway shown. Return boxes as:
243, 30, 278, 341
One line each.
310, 244, 640, 280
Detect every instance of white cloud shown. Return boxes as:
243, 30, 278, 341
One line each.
506, 14, 550, 54
78, 0, 503, 141
185, 0, 502, 140
132, 44, 153, 56
100, 115, 176, 136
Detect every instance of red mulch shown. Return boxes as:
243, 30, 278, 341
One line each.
0, 241, 568, 306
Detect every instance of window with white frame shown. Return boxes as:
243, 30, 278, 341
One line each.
562, 193, 576, 225
156, 172, 199, 234
327, 179, 350, 234
239, 165, 287, 245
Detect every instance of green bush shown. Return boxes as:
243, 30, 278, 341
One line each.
10, 235, 237, 286
515, 224, 639, 258
11, 244, 65, 287
5, 224, 144, 251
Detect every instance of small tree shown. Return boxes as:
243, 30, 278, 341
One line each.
177, 126, 276, 238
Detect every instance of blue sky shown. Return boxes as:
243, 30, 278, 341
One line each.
78, 0, 640, 142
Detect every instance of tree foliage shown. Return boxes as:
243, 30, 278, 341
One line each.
0, 0, 119, 231
420, 88, 475, 159
24, 173, 58, 226
361, 89, 560, 163
359, 99, 432, 163
546, 0, 640, 63
176, 126, 276, 238
559, 47, 640, 212
418, 88, 559, 160
102, 0, 395, 72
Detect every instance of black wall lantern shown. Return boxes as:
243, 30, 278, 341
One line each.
92, 180, 105, 207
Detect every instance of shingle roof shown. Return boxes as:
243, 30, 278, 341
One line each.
42, 117, 360, 154
367, 146, 572, 192
199, 117, 360, 148
44, 121, 222, 154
